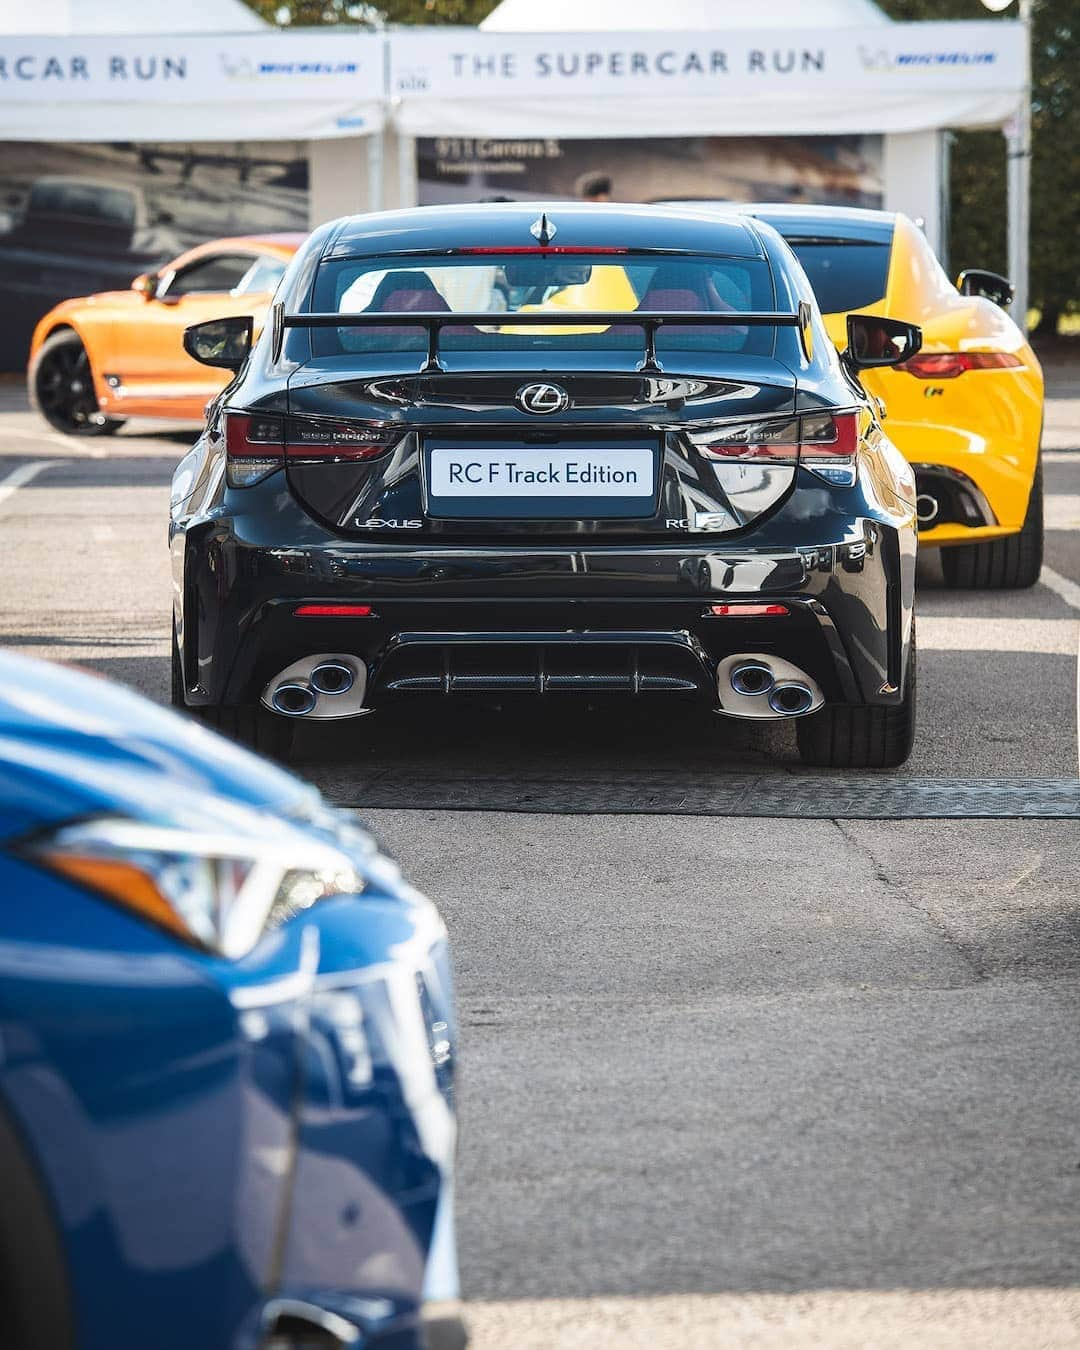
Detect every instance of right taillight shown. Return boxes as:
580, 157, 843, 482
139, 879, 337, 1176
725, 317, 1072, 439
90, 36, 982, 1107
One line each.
697, 411, 860, 486
898, 351, 1023, 379
223, 411, 400, 487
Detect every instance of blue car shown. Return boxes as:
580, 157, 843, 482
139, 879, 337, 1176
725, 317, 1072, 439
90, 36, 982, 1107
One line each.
0, 650, 464, 1350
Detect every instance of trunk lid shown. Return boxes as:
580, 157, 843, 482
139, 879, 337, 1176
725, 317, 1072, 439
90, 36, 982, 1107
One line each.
285, 350, 799, 540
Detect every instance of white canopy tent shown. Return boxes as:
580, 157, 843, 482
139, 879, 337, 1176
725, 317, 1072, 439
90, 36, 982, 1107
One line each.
0, 2, 1030, 315
482, 0, 890, 32
390, 3, 1028, 315
0, 0, 267, 35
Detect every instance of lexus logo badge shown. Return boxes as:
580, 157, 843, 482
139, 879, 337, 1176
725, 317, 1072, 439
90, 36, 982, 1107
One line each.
517, 382, 569, 415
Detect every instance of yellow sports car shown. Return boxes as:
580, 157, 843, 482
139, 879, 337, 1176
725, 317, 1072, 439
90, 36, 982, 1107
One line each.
669, 202, 1043, 588
751, 205, 1043, 589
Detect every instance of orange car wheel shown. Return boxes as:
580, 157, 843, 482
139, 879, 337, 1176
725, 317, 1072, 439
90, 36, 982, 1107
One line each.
30, 331, 125, 437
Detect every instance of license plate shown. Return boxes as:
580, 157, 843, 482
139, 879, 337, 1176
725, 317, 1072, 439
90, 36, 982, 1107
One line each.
425, 440, 657, 519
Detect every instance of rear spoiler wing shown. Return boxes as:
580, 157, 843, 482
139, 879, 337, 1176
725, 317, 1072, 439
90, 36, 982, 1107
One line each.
272, 301, 811, 374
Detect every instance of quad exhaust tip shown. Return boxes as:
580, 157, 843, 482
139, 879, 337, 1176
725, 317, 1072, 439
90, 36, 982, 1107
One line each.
310, 660, 355, 696
730, 661, 775, 697
718, 653, 824, 722
916, 493, 940, 525
768, 681, 815, 716
270, 682, 318, 717
262, 655, 368, 721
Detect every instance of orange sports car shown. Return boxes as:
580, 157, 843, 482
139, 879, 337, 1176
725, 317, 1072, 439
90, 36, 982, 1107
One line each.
28, 233, 304, 435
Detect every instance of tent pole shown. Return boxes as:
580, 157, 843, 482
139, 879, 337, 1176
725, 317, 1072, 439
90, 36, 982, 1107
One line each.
398, 131, 417, 209
368, 128, 385, 213
1007, 0, 1032, 333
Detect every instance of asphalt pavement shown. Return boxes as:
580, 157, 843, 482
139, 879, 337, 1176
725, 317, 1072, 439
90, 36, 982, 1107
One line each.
1, 370, 1078, 1347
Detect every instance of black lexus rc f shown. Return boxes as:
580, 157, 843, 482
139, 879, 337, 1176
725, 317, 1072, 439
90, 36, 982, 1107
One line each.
170, 202, 920, 768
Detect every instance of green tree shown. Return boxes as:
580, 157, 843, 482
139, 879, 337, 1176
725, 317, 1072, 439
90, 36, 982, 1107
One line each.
245, 0, 498, 24
879, 0, 1080, 333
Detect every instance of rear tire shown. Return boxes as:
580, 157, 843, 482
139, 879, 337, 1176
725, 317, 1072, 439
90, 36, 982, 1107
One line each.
195, 703, 296, 762
796, 626, 916, 769
172, 629, 294, 759
940, 461, 1043, 590
30, 330, 125, 437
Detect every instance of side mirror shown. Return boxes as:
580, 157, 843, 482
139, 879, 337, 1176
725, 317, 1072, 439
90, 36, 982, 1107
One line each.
131, 272, 158, 300
183, 316, 253, 371
956, 268, 1014, 308
844, 314, 922, 371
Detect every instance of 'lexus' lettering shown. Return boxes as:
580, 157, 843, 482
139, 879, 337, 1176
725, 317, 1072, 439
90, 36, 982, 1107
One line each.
360, 518, 422, 529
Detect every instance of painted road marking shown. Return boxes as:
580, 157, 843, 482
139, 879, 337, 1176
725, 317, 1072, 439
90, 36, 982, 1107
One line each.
1040, 566, 1080, 613
1045, 493, 1080, 530
919, 616, 1078, 654
2, 425, 108, 457
1034, 568, 1080, 780
463, 1288, 1080, 1349
0, 459, 63, 511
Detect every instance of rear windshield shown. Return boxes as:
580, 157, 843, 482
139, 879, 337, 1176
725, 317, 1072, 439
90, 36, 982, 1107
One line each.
782, 240, 892, 314
306, 253, 777, 359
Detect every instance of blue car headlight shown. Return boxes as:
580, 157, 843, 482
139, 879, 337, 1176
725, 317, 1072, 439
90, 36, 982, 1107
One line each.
23, 815, 366, 958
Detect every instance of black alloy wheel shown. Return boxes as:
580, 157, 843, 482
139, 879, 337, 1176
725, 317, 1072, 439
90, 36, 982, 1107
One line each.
30, 330, 124, 437
940, 459, 1043, 590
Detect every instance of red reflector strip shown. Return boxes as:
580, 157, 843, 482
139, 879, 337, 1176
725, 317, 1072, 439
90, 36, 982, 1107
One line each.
706, 603, 790, 617
456, 246, 629, 255
899, 351, 1023, 379
294, 604, 376, 618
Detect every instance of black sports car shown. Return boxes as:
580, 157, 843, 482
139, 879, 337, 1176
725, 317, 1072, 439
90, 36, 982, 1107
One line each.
170, 202, 920, 768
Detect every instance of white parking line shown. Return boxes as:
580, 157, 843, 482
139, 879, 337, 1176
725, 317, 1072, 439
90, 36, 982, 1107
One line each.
1045, 494, 1080, 530
1034, 569, 1080, 778
1040, 566, 1080, 613
1043, 450, 1080, 463
919, 616, 1079, 654
3, 425, 108, 457
0, 459, 63, 511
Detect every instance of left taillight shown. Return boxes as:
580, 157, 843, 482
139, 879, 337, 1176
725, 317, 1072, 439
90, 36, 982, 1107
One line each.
224, 411, 284, 487
697, 411, 860, 485
224, 410, 400, 488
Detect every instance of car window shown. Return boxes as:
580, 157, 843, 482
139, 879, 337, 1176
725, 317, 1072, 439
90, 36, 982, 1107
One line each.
233, 255, 288, 298
310, 253, 776, 359
782, 240, 892, 315
28, 181, 136, 227
166, 253, 259, 298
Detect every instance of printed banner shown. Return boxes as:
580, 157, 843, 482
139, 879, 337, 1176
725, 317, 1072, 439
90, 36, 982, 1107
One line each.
0, 32, 381, 108
391, 22, 1025, 102
417, 134, 884, 210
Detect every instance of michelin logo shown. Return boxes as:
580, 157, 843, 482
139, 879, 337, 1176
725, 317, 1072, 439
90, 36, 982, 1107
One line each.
859, 46, 997, 73
220, 54, 359, 79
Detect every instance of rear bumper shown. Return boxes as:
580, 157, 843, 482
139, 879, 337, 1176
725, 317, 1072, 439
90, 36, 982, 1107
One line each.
177, 519, 914, 712
887, 417, 1039, 540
